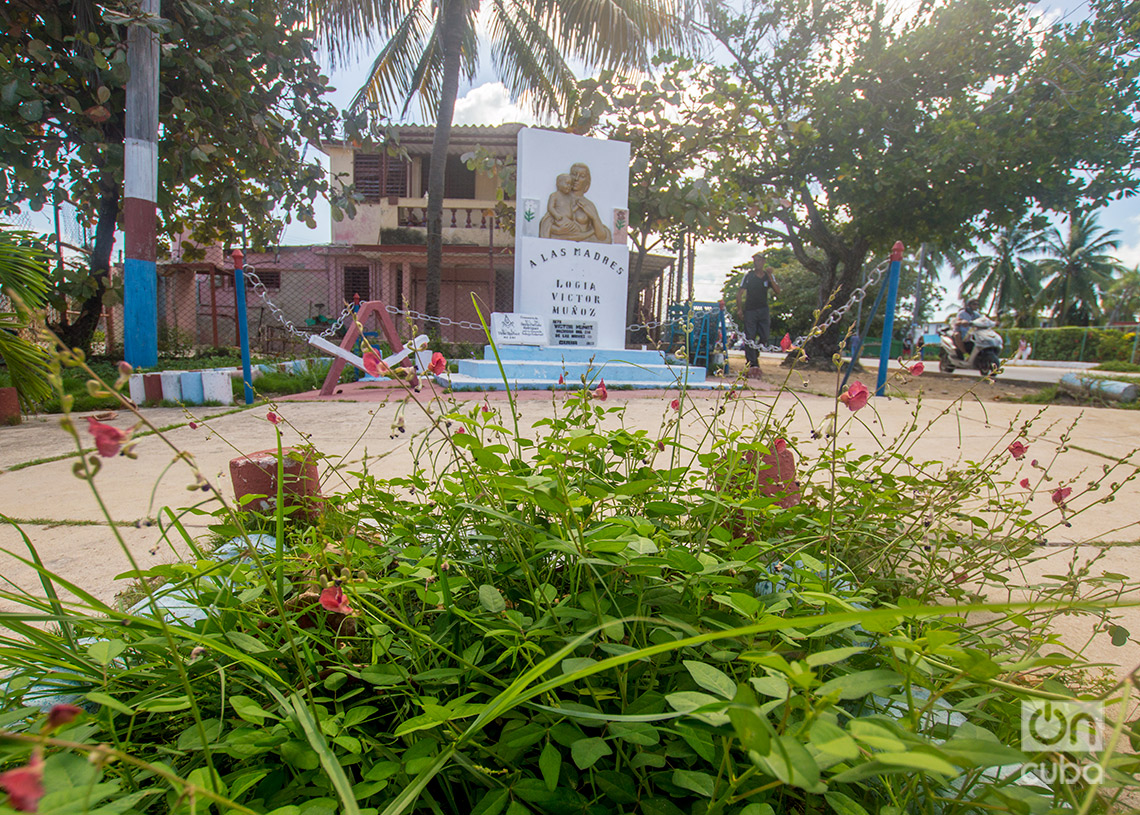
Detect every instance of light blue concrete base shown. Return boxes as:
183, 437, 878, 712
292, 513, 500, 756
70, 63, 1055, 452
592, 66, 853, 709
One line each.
440, 345, 714, 391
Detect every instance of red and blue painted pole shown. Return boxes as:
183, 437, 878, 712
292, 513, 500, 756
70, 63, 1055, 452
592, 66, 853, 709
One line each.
123, 0, 160, 368
876, 241, 905, 397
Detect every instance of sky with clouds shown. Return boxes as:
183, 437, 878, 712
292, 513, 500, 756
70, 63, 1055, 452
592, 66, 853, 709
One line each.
280, 0, 1137, 312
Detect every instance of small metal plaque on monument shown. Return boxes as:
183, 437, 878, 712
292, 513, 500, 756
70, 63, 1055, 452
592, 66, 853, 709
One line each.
551, 319, 598, 347
491, 312, 546, 346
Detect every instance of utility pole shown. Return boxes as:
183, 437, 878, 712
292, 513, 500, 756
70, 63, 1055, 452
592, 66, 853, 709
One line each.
123, 0, 160, 368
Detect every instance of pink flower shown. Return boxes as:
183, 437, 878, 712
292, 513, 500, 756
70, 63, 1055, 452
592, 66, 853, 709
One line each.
363, 351, 389, 378
86, 416, 130, 457
319, 585, 354, 615
656, 440, 665, 452
266, 411, 280, 425
670, 398, 680, 411
558, 374, 565, 385
1007, 440, 1029, 460
594, 379, 608, 401
839, 381, 870, 412
774, 438, 787, 454
780, 333, 793, 352
455, 427, 466, 434
1052, 486, 1072, 505
46, 703, 83, 732
1020, 478, 1031, 489
907, 361, 925, 376
189, 422, 199, 430
0, 752, 44, 813
428, 352, 447, 375
481, 400, 492, 415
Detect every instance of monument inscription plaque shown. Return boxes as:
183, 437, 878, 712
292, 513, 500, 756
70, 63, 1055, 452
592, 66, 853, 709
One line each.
551, 319, 598, 347
491, 312, 546, 346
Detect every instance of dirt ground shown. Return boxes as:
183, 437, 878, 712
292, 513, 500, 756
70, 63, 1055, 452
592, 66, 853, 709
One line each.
728, 351, 1046, 405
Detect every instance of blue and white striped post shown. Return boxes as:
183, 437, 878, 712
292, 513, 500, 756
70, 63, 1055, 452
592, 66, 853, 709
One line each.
123, 0, 160, 369
876, 241, 905, 397
232, 249, 254, 405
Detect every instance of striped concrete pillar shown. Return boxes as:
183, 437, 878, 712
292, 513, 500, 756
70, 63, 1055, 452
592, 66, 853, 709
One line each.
123, 0, 161, 368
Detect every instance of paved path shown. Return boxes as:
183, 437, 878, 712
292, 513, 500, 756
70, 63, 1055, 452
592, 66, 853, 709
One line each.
1, 380, 1137, 678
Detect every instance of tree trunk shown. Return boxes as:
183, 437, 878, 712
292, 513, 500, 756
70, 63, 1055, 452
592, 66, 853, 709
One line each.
424, 0, 466, 338
51, 175, 118, 353
794, 246, 870, 368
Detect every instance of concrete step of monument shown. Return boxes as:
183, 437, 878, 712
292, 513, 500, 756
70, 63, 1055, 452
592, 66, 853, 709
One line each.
455, 358, 707, 386
441, 372, 720, 392
483, 345, 681, 365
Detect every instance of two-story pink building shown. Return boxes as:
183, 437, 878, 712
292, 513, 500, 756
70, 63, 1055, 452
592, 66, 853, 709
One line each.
156, 124, 674, 350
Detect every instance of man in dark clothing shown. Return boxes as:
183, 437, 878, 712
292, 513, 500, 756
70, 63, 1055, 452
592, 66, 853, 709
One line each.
736, 252, 781, 367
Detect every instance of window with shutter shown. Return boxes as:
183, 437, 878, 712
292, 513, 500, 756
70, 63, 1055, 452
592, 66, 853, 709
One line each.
354, 154, 383, 200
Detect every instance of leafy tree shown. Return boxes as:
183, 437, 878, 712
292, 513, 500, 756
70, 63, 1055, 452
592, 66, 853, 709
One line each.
699, 0, 1138, 364
0, 0, 352, 352
0, 228, 52, 406
304, 0, 684, 330
957, 225, 1044, 327
580, 58, 767, 336
1036, 210, 1124, 325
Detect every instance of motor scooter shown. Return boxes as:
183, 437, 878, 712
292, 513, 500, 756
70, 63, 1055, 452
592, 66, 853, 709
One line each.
938, 317, 1003, 376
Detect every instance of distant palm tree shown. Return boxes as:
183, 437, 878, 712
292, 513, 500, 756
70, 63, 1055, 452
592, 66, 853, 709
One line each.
303, 0, 684, 325
958, 225, 1043, 326
1036, 210, 1123, 326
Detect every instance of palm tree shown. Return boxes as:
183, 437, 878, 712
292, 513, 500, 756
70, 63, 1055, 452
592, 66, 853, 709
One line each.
303, 0, 684, 324
0, 228, 53, 407
1036, 210, 1123, 326
957, 225, 1043, 326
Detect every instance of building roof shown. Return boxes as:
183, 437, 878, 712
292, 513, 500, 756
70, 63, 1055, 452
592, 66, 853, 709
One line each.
318, 123, 528, 157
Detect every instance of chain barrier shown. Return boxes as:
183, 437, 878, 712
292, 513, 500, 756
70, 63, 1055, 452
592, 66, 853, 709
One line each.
243, 257, 890, 355
244, 266, 355, 339
736, 257, 892, 353
382, 305, 484, 333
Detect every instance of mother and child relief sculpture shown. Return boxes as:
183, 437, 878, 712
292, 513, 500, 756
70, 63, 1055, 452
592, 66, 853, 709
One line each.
538, 163, 612, 244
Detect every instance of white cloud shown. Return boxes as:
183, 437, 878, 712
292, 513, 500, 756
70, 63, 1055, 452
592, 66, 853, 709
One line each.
453, 83, 541, 127
690, 240, 757, 301
1116, 213, 1140, 270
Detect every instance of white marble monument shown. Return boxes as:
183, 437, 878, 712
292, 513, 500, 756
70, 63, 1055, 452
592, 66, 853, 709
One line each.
513, 129, 630, 349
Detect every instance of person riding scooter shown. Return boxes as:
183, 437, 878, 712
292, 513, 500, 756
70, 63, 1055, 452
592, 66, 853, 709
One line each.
940, 298, 1003, 376
953, 298, 983, 356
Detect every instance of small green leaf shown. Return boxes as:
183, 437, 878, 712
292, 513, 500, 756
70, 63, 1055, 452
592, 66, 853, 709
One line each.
17, 99, 43, 122
479, 584, 506, 613
471, 788, 510, 815
570, 737, 611, 770
876, 750, 959, 776
672, 769, 715, 797
806, 646, 867, 667
1110, 625, 1130, 647
684, 660, 736, 699
230, 695, 275, 724
609, 721, 659, 746
539, 742, 561, 791
85, 692, 134, 716
728, 685, 771, 753
87, 639, 126, 665
825, 791, 871, 815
